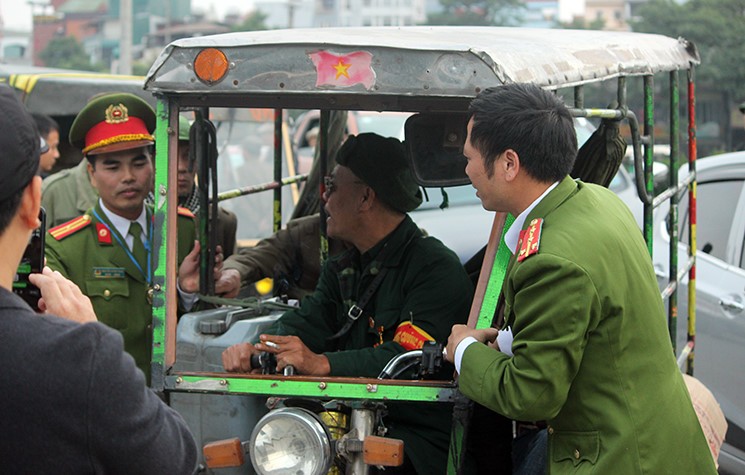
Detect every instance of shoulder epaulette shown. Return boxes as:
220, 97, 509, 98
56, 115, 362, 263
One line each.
517, 218, 543, 262
177, 206, 195, 219
49, 215, 92, 241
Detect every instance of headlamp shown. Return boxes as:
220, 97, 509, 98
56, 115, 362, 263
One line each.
249, 407, 333, 475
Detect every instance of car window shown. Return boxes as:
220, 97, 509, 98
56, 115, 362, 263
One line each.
356, 114, 408, 139
679, 180, 744, 261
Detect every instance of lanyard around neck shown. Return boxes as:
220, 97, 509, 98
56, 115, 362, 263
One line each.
92, 208, 152, 285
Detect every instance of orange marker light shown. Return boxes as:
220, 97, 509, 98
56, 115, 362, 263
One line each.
194, 48, 229, 85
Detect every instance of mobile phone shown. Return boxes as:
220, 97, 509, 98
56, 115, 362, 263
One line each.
13, 208, 46, 311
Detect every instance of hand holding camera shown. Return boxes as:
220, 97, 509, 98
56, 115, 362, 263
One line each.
29, 267, 97, 324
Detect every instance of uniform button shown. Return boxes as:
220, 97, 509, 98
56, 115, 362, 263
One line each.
547, 426, 554, 435
103, 289, 111, 298
574, 449, 580, 460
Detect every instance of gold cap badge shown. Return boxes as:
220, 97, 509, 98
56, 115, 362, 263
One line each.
105, 103, 129, 124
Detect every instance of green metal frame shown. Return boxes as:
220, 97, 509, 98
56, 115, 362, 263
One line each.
148, 70, 698, 475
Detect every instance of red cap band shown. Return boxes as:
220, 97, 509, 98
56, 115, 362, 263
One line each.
83, 116, 154, 154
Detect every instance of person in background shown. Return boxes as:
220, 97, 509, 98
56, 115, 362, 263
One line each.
217, 213, 347, 301
41, 155, 99, 228
444, 83, 717, 474
32, 113, 60, 177
176, 115, 238, 258
0, 84, 198, 474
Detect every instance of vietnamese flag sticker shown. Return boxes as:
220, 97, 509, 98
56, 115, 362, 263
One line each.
309, 50, 376, 90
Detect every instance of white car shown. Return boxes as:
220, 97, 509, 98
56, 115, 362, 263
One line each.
651, 152, 745, 474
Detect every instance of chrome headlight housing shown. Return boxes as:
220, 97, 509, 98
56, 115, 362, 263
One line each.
249, 407, 333, 475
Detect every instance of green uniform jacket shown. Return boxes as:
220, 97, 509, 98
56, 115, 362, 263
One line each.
41, 159, 98, 228
45, 202, 196, 382
268, 215, 473, 475
459, 177, 716, 474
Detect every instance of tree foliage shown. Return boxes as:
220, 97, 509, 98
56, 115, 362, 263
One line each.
231, 10, 269, 32
558, 16, 605, 30
427, 0, 525, 26
38, 37, 102, 72
631, 0, 745, 101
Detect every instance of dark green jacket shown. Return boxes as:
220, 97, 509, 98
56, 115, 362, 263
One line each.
45, 201, 196, 382
460, 177, 716, 474
270, 215, 473, 474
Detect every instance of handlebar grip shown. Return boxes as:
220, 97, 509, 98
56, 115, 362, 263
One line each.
250, 353, 261, 370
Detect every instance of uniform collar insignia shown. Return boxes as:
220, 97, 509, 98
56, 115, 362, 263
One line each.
517, 218, 543, 262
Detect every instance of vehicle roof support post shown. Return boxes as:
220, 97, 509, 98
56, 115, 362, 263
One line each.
150, 98, 181, 390
273, 109, 283, 233
643, 75, 655, 253
194, 107, 217, 295
686, 66, 698, 376
574, 85, 584, 109
617, 76, 627, 111
319, 110, 330, 265
668, 70, 680, 355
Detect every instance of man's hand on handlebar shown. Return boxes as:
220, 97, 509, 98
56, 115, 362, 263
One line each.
222, 342, 262, 374
255, 334, 331, 376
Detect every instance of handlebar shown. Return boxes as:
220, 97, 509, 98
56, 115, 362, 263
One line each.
378, 341, 444, 379
250, 351, 295, 375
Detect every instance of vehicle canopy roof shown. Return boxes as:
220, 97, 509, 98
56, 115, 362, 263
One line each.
145, 26, 699, 111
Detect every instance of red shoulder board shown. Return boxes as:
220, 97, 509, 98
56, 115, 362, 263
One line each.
49, 215, 92, 241
517, 218, 543, 262
95, 223, 113, 245
393, 322, 435, 351
177, 207, 195, 218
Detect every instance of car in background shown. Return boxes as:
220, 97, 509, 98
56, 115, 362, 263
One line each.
291, 110, 411, 173
652, 151, 745, 474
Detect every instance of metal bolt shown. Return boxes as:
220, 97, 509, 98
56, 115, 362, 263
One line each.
175, 377, 183, 384
318, 382, 327, 390
220, 379, 228, 386
366, 384, 378, 393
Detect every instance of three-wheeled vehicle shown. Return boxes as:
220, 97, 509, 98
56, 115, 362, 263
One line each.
142, 27, 705, 473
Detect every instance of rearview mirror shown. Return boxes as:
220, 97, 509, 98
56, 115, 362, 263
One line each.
404, 113, 470, 187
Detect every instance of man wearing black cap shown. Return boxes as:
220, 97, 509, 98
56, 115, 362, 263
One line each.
44, 92, 214, 382
222, 133, 473, 474
0, 84, 198, 473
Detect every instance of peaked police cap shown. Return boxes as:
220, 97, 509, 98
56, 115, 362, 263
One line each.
70, 93, 155, 156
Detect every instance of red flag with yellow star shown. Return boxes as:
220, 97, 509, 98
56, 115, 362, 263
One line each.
309, 50, 376, 90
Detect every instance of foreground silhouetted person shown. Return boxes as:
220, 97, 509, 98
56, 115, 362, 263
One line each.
0, 85, 197, 474
444, 83, 717, 473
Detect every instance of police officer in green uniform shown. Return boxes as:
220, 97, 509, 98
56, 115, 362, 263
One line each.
45, 93, 208, 383
222, 133, 474, 475
445, 84, 717, 474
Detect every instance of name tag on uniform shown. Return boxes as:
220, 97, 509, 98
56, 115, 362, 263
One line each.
93, 267, 126, 279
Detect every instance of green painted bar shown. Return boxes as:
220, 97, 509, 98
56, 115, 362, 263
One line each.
167, 375, 459, 402
477, 214, 515, 329
150, 99, 171, 390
